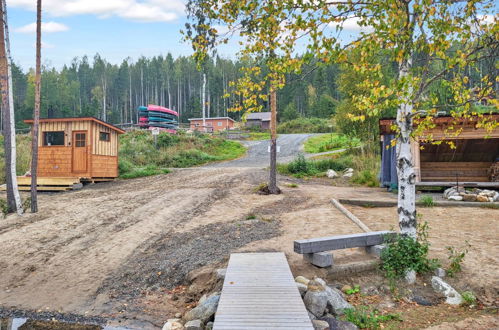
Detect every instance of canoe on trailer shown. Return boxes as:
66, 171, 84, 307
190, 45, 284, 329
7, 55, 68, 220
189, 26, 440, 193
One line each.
147, 111, 178, 120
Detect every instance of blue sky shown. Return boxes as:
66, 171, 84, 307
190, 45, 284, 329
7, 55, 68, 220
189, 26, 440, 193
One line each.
7, 0, 216, 70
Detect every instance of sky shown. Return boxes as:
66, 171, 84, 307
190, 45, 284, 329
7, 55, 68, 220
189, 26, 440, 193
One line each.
7, 0, 206, 70
7, 0, 372, 71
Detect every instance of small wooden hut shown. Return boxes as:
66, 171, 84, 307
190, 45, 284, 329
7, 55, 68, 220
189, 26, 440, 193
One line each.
379, 114, 499, 188
24, 117, 125, 182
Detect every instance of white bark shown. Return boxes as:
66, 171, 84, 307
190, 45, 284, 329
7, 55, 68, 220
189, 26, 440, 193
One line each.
3, 0, 22, 214
396, 59, 417, 238
202, 72, 206, 130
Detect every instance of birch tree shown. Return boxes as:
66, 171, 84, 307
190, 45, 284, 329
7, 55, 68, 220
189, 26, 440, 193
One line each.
186, 0, 498, 235
31, 0, 42, 213
0, 0, 22, 214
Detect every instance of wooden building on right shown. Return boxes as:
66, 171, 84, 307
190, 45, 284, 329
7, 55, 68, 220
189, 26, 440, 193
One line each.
379, 114, 499, 188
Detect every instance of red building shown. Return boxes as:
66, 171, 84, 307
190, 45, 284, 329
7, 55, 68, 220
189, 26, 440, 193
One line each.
188, 117, 236, 132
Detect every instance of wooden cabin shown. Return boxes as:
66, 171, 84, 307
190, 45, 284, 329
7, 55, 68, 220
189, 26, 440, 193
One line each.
24, 117, 125, 180
379, 114, 499, 187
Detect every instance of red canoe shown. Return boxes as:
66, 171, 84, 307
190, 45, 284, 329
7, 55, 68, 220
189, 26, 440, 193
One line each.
147, 104, 179, 117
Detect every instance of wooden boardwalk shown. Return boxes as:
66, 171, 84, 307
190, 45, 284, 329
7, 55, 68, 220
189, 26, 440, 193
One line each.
213, 253, 313, 330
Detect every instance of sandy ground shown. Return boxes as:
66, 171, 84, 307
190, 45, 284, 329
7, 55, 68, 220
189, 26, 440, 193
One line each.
0, 167, 497, 328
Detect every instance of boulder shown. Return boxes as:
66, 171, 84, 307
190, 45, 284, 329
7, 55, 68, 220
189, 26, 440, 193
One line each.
304, 290, 328, 317
314, 277, 327, 288
431, 276, 463, 305
162, 319, 184, 330
327, 169, 339, 178
320, 317, 359, 330
448, 195, 463, 201
312, 320, 330, 330
308, 311, 316, 321
297, 282, 308, 297
477, 195, 489, 203
184, 295, 220, 323
405, 269, 416, 285
324, 286, 352, 316
462, 194, 477, 202
411, 295, 433, 306
434, 267, 446, 278
307, 279, 326, 292
295, 275, 310, 286
343, 172, 353, 178
184, 320, 202, 330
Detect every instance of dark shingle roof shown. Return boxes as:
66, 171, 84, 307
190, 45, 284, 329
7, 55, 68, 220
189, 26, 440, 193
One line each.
246, 112, 271, 121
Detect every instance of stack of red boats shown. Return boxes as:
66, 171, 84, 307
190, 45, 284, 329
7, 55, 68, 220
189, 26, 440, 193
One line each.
138, 105, 179, 133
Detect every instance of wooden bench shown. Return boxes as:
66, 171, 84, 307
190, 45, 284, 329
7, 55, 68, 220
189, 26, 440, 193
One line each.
294, 231, 395, 267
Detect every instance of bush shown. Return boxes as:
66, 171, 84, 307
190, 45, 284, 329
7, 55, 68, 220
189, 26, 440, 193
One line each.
352, 169, 379, 187
278, 117, 332, 133
118, 159, 134, 175
380, 222, 440, 280
446, 241, 470, 277
157, 133, 180, 147
461, 291, 476, 306
304, 133, 360, 153
279, 153, 353, 178
343, 306, 401, 329
419, 195, 435, 207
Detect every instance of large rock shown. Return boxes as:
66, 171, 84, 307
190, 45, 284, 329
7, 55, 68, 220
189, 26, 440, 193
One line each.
327, 169, 339, 178
184, 320, 202, 330
295, 275, 311, 286
312, 320, 330, 330
448, 195, 463, 201
205, 322, 213, 330
477, 195, 489, 202
320, 317, 359, 330
405, 269, 416, 285
304, 290, 328, 317
297, 282, 308, 297
431, 276, 463, 305
462, 194, 477, 202
324, 286, 352, 316
307, 279, 326, 292
162, 319, 184, 330
184, 295, 220, 323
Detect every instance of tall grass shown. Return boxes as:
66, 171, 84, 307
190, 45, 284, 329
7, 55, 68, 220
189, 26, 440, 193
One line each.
0, 134, 32, 184
304, 133, 361, 153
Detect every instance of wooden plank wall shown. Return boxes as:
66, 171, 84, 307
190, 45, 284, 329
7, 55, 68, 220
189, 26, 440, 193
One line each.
420, 162, 492, 182
92, 122, 118, 156
92, 155, 118, 177
37, 146, 73, 177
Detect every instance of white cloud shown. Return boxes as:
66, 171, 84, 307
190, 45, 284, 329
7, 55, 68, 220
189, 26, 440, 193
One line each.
15, 21, 69, 34
328, 16, 373, 33
9, 0, 185, 23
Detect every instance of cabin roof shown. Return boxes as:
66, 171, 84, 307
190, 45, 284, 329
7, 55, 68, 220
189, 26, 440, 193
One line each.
246, 112, 271, 121
188, 117, 235, 122
24, 117, 126, 134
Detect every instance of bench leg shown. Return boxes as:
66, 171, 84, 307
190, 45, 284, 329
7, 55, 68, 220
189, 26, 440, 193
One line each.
365, 244, 386, 257
303, 251, 333, 267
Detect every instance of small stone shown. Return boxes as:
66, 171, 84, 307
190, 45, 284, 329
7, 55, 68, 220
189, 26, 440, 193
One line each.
477, 195, 489, 203
295, 276, 310, 286
175, 313, 182, 318
312, 320, 329, 330
327, 169, 338, 178
296, 282, 308, 297
184, 295, 220, 323
162, 319, 184, 330
431, 276, 463, 305
411, 295, 433, 306
304, 290, 328, 317
215, 268, 226, 280
320, 317, 359, 330
343, 172, 353, 178
376, 296, 396, 310
341, 285, 352, 294
405, 269, 416, 285
307, 279, 326, 292
184, 319, 202, 330
360, 285, 379, 296
448, 195, 463, 201
435, 268, 446, 278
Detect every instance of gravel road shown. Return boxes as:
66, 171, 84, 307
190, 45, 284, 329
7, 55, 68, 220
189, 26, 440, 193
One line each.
208, 133, 314, 167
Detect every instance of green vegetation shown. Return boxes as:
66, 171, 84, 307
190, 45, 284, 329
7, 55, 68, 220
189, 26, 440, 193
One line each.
277, 117, 332, 134
304, 133, 360, 154
419, 195, 435, 207
480, 203, 499, 209
445, 241, 470, 277
245, 214, 257, 220
345, 285, 360, 295
461, 291, 476, 307
285, 183, 298, 188
245, 132, 271, 141
343, 306, 401, 329
119, 130, 245, 178
380, 222, 440, 280
0, 134, 32, 184
278, 153, 353, 178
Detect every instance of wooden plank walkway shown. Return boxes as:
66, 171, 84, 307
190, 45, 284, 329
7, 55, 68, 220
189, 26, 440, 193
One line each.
213, 253, 313, 330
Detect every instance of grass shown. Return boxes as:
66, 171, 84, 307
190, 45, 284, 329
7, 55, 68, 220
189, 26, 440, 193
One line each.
343, 306, 402, 329
245, 132, 271, 141
419, 195, 435, 207
304, 133, 360, 153
480, 203, 499, 209
0, 134, 32, 184
118, 130, 246, 178
277, 153, 354, 178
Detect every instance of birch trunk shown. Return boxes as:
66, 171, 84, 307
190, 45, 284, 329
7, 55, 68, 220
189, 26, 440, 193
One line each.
269, 88, 279, 194
202, 72, 206, 130
1, 0, 22, 214
396, 59, 417, 238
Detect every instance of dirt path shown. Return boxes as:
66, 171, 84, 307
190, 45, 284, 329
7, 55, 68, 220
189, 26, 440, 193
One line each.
0, 168, 496, 328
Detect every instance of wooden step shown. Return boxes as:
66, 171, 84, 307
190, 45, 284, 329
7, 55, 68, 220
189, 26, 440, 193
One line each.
16, 177, 80, 186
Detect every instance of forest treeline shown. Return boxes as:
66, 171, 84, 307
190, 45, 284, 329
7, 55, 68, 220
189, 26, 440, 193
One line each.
9, 49, 497, 130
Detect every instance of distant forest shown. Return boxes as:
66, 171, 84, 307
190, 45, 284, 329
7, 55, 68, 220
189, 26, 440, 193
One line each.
9, 49, 497, 128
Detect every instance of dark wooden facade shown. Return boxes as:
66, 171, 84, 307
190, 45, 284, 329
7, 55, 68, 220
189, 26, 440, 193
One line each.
25, 117, 125, 179
379, 115, 499, 183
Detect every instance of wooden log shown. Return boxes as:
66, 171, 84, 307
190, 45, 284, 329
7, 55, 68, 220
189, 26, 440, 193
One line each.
294, 231, 395, 254
331, 199, 371, 232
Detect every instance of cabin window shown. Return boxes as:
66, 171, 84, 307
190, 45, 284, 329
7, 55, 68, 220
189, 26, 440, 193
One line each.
218, 122, 222, 126
75, 133, 86, 147
43, 131, 64, 146
99, 132, 110, 142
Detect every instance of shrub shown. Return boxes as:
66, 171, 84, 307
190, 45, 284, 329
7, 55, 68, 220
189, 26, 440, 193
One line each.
287, 154, 315, 176
352, 170, 379, 187
304, 133, 360, 153
278, 154, 353, 178
118, 159, 134, 175
446, 241, 470, 277
343, 306, 401, 329
461, 291, 476, 306
419, 195, 435, 207
156, 133, 180, 147
380, 222, 440, 280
